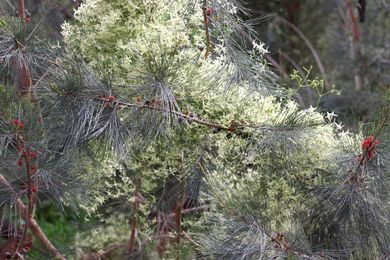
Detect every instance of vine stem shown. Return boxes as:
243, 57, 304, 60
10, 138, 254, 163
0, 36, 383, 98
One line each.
175, 152, 186, 251
345, 0, 363, 91
202, 0, 211, 59
18, 0, 25, 29
128, 173, 143, 254
15, 147, 33, 256
0, 175, 64, 259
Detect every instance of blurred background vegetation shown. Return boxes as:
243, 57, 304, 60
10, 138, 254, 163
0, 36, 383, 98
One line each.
247, 0, 390, 127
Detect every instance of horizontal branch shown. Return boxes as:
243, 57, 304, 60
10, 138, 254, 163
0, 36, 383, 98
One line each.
167, 204, 210, 219
94, 97, 233, 131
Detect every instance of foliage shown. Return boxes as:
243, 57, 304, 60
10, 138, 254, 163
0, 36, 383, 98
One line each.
0, 0, 388, 259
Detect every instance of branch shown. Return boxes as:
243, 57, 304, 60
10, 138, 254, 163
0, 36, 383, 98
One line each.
167, 204, 210, 219
91, 96, 247, 132
0, 175, 65, 259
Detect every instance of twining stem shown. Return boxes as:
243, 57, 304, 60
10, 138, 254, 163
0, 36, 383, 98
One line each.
202, 0, 211, 59
0, 175, 64, 259
128, 173, 143, 254
16, 148, 33, 255
345, 0, 363, 91
175, 153, 186, 247
18, 0, 25, 20
18, 0, 26, 34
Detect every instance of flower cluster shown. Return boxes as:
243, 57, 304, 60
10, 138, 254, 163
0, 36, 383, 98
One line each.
97, 95, 116, 108
206, 7, 213, 16
23, 240, 32, 252
10, 118, 25, 129
361, 135, 380, 160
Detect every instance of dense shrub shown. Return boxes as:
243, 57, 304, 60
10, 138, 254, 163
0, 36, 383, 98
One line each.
0, 0, 389, 259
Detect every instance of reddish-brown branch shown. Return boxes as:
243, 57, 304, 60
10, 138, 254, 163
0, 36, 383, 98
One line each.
0, 175, 64, 259
14, 0, 34, 98
11, 57, 33, 97
346, 0, 361, 43
58, 93, 256, 132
